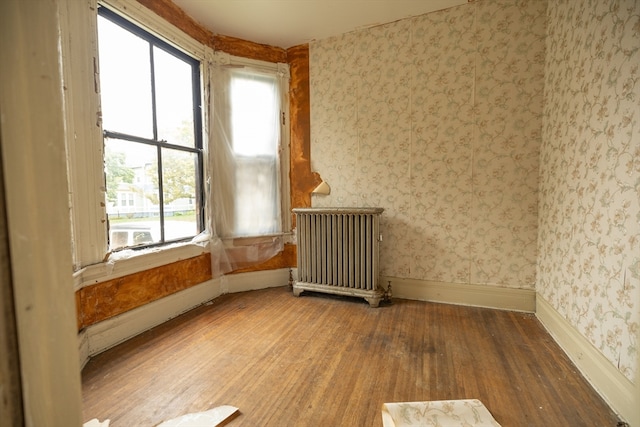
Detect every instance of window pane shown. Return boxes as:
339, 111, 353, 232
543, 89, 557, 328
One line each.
228, 70, 281, 236
105, 138, 160, 250
111, 231, 128, 249
235, 156, 279, 235
99, 8, 204, 250
230, 71, 279, 156
162, 148, 198, 241
154, 47, 196, 147
98, 16, 153, 138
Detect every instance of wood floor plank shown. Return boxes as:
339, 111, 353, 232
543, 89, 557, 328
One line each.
82, 287, 621, 426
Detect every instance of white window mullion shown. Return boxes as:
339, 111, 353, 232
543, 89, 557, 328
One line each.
59, 0, 108, 268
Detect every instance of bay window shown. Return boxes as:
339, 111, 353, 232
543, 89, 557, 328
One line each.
96, 2, 290, 258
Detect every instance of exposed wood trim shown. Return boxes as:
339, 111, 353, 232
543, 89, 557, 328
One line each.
287, 44, 322, 228
536, 295, 635, 424
385, 276, 536, 312
212, 34, 287, 63
77, 253, 212, 329
134, 0, 287, 63
134, 0, 212, 46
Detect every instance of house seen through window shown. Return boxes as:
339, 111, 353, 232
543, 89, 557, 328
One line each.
97, 6, 203, 250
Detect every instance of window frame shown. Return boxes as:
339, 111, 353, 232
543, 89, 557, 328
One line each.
98, 5, 205, 250
209, 51, 292, 239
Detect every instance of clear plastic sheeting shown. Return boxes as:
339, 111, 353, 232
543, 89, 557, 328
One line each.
205, 51, 289, 278
103, 237, 211, 276
210, 235, 284, 278
209, 60, 281, 238
101, 51, 290, 279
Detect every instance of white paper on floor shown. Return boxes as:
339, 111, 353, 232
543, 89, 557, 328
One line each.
156, 405, 239, 427
382, 399, 501, 427
83, 419, 110, 427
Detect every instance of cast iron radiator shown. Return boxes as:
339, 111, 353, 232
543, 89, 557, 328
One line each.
292, 207, 385, 307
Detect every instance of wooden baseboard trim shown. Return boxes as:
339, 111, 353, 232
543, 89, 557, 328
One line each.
384, 276, 536, 312
536, 295, 635, 424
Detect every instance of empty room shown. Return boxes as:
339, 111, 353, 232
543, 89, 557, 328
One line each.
1, 0, 638, 426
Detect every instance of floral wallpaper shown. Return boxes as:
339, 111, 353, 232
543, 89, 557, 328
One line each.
310, 0, 639, 386
309, 0, 546, 288
538, 0, 639, 383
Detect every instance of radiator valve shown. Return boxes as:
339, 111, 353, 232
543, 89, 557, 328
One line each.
384, 281, 392, 303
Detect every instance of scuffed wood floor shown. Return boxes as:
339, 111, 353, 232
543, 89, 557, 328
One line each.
82, 286, 621, 426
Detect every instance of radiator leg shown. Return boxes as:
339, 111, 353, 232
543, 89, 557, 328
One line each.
365, 296, 381, 308
292, 287, 303, 297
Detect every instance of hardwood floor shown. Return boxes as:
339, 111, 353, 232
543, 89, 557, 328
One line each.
82, 286, 621, 426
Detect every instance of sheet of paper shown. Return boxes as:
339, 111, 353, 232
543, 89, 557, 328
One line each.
156, 405, 239, 427
382, 399, 501, 427
83, 419, 110, 427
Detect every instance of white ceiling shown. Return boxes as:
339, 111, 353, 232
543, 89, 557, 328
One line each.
172, 0, 467, 49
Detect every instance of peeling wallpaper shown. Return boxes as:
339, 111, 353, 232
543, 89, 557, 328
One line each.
309, 0, 546, 288
538, 0, 639, 382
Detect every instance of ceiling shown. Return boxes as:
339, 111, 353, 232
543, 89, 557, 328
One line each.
172, 0, 468, 49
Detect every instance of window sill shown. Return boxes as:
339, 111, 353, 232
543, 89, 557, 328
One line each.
72, 232, 294, 291
222, 232, 294, 247
73, 239, 210, 292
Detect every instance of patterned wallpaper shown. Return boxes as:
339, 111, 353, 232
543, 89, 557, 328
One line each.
538, 0, 639, 383
309, 0, 546, 288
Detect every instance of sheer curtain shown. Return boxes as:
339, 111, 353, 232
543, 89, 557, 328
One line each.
207, 52, 288, 276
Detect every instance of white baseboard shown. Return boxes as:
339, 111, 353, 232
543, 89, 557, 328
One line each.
536, 295, 635, 425
384, 276, 536, 312
223, 268, 292, 294
78, 268, 292, 366
79, 277, 222, 365
78, 329, 90, 370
